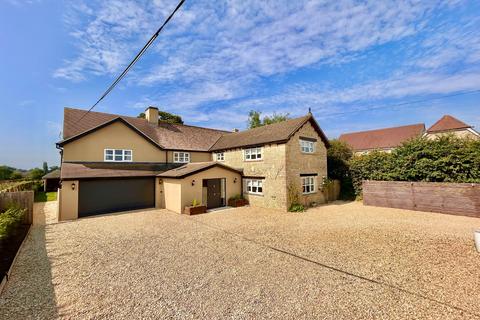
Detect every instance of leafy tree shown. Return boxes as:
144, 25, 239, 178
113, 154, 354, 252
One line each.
42, 162, 48, 174
27, 168, 45, 180
248, 110, 290, 129
137, 111, 183, 124
327, 140, 355, 199
49, 165, 60, 172
10, 171, 23, 180
0, 166, 14, 180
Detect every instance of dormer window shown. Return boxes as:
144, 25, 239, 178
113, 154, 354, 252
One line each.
104, 149, 132, 162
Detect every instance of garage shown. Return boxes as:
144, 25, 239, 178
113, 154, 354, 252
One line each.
78, 178, 155, 217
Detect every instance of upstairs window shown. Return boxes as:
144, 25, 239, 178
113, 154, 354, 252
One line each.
244, 147, 262, 161
173, 152, 190, 163
104, 149, 132, 162
215, 152, 225, 161
301, 176, 316, 194
300, 139, 315, 153
244, 179, 263, 195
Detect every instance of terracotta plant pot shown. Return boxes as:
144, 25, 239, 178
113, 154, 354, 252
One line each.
228, 198, 248, 207
184, 205, 207, 215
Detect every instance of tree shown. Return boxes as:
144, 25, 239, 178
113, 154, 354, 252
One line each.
248, 110, 290, 129
0, 166, 14, 180
27, 168, 45, 180
42, 162, 48, 174
137, 111, 183, 124
327, 140, 355, 199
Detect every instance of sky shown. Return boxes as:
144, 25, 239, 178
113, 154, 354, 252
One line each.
0, 0, 479, 169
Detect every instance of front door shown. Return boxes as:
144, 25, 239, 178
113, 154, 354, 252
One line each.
206, 179, 222, 209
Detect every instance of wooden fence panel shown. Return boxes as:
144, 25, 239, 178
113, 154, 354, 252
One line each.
363, 181, 480, 218
0, 191, 34, 224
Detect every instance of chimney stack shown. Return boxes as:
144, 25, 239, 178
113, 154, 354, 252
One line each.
145, 106, 159, 124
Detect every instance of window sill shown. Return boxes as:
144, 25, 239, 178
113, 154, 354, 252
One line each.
245, 193, 264, 197
244, 159, 264, 162
302, 192, 317, 195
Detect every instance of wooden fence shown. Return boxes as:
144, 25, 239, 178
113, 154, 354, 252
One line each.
0, 191, 34, 224
0, 180, 38, 193
363, 181, 480, 218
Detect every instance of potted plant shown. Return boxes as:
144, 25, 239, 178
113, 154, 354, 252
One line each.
228, 194, 248, 207
184, 199, 207, 215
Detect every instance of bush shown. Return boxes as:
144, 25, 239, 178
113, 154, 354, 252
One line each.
348, 135, 480, 196
327, 139, 355, 199
0, 207, 25, 239
288, 203, 305, 212
228, 194, 243, 201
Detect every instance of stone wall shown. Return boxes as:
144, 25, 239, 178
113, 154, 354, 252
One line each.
424, 129, 479, 140
285, 121, 328, 208
221, 144, 288, 210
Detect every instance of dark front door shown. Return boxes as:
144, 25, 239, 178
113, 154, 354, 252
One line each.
78, 178, 155, 217
206, 179, 222, 209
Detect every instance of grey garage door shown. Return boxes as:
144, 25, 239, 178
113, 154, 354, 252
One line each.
78, 178, 155, 217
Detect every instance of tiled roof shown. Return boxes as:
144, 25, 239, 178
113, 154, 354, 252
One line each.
61, 108, 228, 151
42, 169, 60, 179
158, 161, 242, 178
61, 162, 178, 180
427, 115, 472, 133
210, 114, 329, 151
60, 108, 330, 152
339, 123, 425, 151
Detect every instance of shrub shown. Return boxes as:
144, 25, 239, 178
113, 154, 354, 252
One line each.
327, 139, 355, 199
191, 199, 201, 207
348, 135, 480, 196
228, 194, 243, 201
0, 206, 25, 239
288, 203, 305, 212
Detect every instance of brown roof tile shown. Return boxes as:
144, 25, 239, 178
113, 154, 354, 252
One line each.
210, 114, 329, 151
427, 115, 472, 133
42, 169, 61, 179
61, 162, 176, 180
339, 123, 425, 151
157, 161, 242, 178
61, 108, 228, 151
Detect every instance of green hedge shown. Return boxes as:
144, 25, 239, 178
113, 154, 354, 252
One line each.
0, 207, 26, 239
349, 135, 480, 196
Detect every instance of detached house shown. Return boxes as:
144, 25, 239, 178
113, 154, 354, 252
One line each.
56, 107, 329, 220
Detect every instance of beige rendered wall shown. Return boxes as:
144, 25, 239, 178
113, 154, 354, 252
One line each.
163, 166, 242, 214
286, 121, 328, 207
166, 150, 213, 163
163, 179, 182, 213
63, 121, 166, 162
221, 144, 288, 210
59, 180, 79, 220
424, 129, 480, 140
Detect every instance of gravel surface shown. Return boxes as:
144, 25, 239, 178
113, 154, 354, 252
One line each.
0, 202, 479, 319
33, 202, 58, 225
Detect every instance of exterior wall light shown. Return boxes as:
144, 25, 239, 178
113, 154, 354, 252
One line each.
233, 178, 237, 183
71, 182, 76, 191
191, 180, 195, 186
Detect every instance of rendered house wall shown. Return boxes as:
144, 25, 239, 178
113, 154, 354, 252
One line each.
59, 180, 79, 220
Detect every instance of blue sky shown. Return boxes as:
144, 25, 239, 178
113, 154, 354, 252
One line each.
1, 0, 479, 169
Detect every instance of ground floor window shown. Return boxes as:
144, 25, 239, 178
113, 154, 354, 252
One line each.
301, 176, 316, 194
244, 179, 263, 195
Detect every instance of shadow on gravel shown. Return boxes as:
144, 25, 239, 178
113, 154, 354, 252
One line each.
0, 225, 58, 319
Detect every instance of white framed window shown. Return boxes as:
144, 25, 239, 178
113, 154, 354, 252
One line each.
300, 139, 315, 153
173, 152, 190, 163
244, 179, 263, 195
215, 152, 225, 161
244, 147, 262, 161
104, 149, 133, 162
301, 176, 316, 194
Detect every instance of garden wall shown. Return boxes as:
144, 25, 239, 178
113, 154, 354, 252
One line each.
363, 181, 480, 218
0, 191, 34, 224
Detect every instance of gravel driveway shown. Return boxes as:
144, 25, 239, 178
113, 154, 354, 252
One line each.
0, 202, 479, 319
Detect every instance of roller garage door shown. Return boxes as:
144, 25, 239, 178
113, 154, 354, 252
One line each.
78, 178, 155, 217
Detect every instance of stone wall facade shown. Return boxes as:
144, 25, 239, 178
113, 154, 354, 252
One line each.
219, 120, 328, 211
424, 129, 479, 140
285, 121, 328, 208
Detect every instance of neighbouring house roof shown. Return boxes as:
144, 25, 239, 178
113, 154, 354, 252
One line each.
426, 115, 472, 133
59, 108, 228, 151
61, 162, 178, 180
339, 123, 425, 151
210, 114, 330, 151
157, 161, 242, 179
42, 169, 60, 180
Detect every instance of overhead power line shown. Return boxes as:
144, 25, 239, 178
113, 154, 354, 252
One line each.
78, 0, 186, 122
